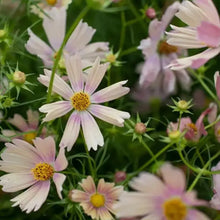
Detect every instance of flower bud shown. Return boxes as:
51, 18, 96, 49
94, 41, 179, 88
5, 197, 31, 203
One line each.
106, 53, 116, 63
114, 171, 126, 183
177, 100, 189, 111
145, 8, 156, 19
168, 130, 181, 140
13, 71, 26, 85
135, 122, 146, 134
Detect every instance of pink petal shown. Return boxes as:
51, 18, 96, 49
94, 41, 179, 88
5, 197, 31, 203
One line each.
70, 189, 89, 202
27, 109, 39, 128
148, 19, 163, 40
97, 179, 114, 194
214, 71, 220, 100
53, 173, 66, 199
8, 114, 28, 132
43, 7, 66, 51
162, 67, 176, 95
197, 21, 220, 47
210, 193, 220, 210
175, 69, 192, 91
187, 209, 210, 220
59, 111, 81, 151
54, 148, 68, 171
79, 176, 96, 194
207, 103, 217, 123
84, 57, 109, 95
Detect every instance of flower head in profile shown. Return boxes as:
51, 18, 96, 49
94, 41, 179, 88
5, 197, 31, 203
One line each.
69, 176, 123, 220
1, 109, 47, 144
137, 2, 191, 100
0, 137, 68, 213
166, 0, 220, 70
26, 7, 109, 69
115, 163, 209, 220
38, 55, 130, 151
31, 0, 72, 18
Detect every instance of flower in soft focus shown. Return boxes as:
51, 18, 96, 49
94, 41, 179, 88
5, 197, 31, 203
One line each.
26, 7, 109, 69
115, 163, 209, 220
114, 171, 126, 183
168, 107, 211, 141
214, 71, 220, 100
38, 55, 130, 151
69, 176, 123, 220
166, 0, 220, 70
31, 0, 72, 18
145, 7, 156, 19
0, 137, 68, 213
137, 2, 191, 100
1, 109, 47, 143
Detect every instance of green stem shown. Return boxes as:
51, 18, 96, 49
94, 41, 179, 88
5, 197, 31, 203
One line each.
46, 5, 90, 103
177, 112, 182, 130
119, 11, 126, 56
140, 139, 157, 163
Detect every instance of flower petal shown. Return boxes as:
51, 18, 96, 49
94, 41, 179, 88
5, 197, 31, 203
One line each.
53, 173, 66, 199
54, 148, 68, 171
187, 209, 210, 220
79, 176, 96, 194
8, 114, 28, 132
27, 109, 39, 128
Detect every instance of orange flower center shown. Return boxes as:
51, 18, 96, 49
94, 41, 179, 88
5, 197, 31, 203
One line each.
187, 123, 197, 133
163, 197, 187, 220
24, 132, 37, 144
32, 163, 54, 181
46, 0, 57, 6
90, 193, 105, 208
158, 41, 178, 54
71, 92, 91, 111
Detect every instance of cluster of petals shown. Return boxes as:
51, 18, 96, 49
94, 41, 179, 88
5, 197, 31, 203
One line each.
26, 6, 109, 68
137, 1, 191, 99
69, 176, 123, 220
115, 163, 209, 220
166, 0, 220, 70
38, 55, 130, 151
1, 109, 47, 143
0, 136, 68, 213
168, 107, 211, 141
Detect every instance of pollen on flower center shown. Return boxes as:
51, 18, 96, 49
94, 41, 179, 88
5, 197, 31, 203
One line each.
158, 41, 178, 54
90, 193, 105, 208
187, 123, 197, 133
71, 92, 91, 111
32, 162, 54, 181
24, 132, 37, 144
46, 0, 57, 6
163, 197, 187, 220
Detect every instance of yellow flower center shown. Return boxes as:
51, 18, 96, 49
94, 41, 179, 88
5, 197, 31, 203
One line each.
106, 53, 116, 63
163, 197, 187, 220
217, 129, 220, 136
187, 123, 197, 133
32, 162, 54, 181
90, 193, 105, 208
158, 41, 178, 55
71, 92, 91, 111
46, 0, 57, 6
24, 132, 37, 144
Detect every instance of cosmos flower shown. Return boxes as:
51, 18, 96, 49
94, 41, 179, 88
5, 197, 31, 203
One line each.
137, 1, 191, 99
0, 137, 68, 213
31, 0, 72, 18
1, 109, 47, 144
38, 55, 130, 151
26, 7, 109, 69
166, 0, 220, 70
115, 163, 209, 220
69, 176, 123, 220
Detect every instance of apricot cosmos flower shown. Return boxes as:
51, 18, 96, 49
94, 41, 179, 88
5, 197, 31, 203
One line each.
0, 137, 68, 213
166, 0, 220, 70
115, 163, 209, 220
26, 7, 109, 68
38, 55, 130, 151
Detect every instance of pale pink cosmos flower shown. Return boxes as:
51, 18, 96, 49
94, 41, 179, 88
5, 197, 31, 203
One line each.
115, 163, 209, 220
38, 55, 130, 151
69, 176, 123, 220
1, 109, 47, 143
166, 0, 220, 70
137, 1, 191, 98
26, 7, 109, 69
0, 136, 68, 213
31, 0, 72, 18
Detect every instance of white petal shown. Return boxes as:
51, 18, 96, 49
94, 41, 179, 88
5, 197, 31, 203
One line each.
8, 114, 28, 132
54, 148, 68, 171
27, 109, 39, 128
53, 173, 66, 199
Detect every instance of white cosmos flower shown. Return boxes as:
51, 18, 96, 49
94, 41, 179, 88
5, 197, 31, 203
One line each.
38, 55, 130, 151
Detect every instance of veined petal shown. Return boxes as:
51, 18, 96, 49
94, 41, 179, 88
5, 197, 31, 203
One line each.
25, 29, 54, 67
54, 148, 68, 171
53, 173, 66, 199
8, 114, 28, 132
43, 7, 66, 51
38, 69, 73, 100
39, 101, 72, 122
79, 176, 96, 194
65, 20, 96, 54
80, 111, 104, 151
89, 104, 130, 127
59, 111, 81, 151
65, 54, 84, 92
91, 80, 130, 103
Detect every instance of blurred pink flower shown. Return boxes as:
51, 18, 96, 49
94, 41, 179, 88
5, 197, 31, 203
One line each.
38, 55, 130, 151
1, 109, 47, 144
26, 7, 109, 68
0, 137, 68, 213
214, 71, 220, 100
137, 2, 191, 98
167, 0, 220, 70
69, 176, 123, 220
145, 7, 156, 19
115, 163, 209, 220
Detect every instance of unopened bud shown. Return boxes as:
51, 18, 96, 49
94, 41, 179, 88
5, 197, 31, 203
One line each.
13, 71, 26, 85
177, 100, 189, 111
145, 8, 156, 19
106, 53, 116, 63
168, 130, 181, 140
135, 122, 146, 134
114, 171, 126, 183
